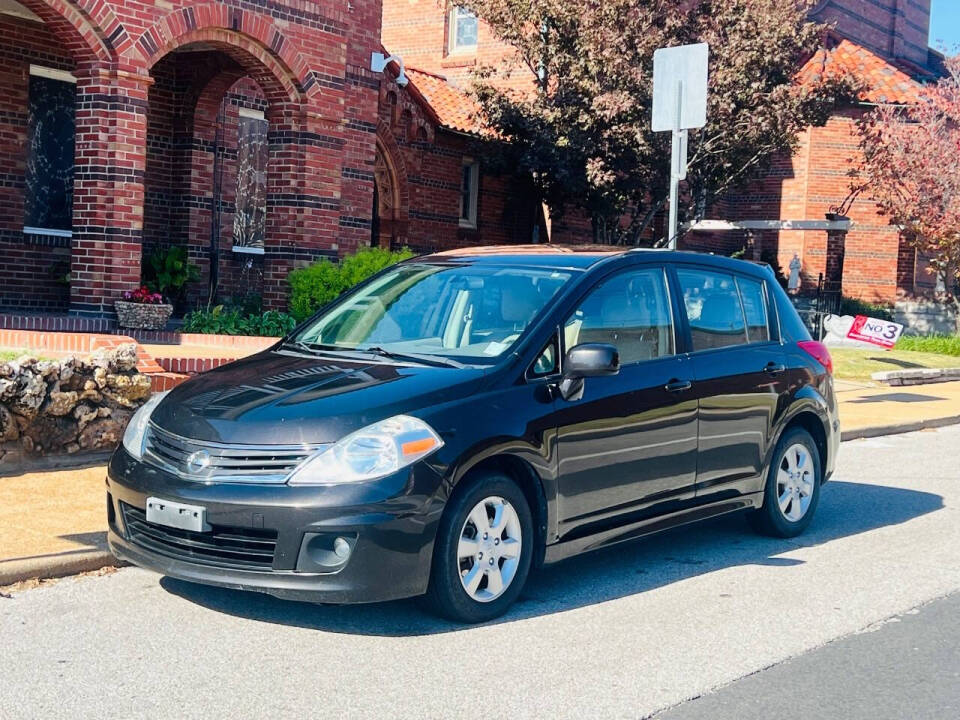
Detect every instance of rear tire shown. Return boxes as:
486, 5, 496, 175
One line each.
424, 473, 533, 623
750, 427, 821, 538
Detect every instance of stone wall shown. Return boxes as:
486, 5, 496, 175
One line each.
894, 300, 959, 336
0, 345, 151, 465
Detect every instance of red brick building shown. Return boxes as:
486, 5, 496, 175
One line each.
383, 0, 945, 303
0, 0, 945, 321
0, 0, 540, 319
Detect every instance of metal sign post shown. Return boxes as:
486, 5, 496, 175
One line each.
652, 43, 709, 249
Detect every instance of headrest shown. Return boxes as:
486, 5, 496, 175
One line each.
500, 276, 540, 324
698, 292, 741, 330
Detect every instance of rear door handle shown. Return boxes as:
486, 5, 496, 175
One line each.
764, 362, 786, 376
665, 379, 692, 393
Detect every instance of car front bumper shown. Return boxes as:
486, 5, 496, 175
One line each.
106, 447, 445, 604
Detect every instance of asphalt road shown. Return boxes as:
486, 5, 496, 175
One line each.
657, 591, 960, 720
2, 426, 958, 719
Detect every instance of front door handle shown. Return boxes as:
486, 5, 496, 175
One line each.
665, 379, 692, 393
764, 362, 787, 376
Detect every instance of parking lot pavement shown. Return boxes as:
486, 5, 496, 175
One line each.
656, 591, 960, 720
1, 426, 958, 720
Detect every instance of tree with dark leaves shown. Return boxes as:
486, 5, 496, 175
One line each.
464, 0, 854, 243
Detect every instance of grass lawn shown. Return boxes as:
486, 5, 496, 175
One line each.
831, 347, 960, 383
0, 348, 56, 362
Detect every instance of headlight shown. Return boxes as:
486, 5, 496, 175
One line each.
122, 391, 168, 460
288, 415, 443, 485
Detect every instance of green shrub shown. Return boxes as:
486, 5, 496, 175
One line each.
895, 334, 960, 356
839, 296, 894, 322
144, 246, 201, 302
181, 307, 296, 337
288, 247, 414, 321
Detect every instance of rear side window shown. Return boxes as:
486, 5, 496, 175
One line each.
737, 276, 770, 343
677, 268, 748, 351
564, 267, 675, 365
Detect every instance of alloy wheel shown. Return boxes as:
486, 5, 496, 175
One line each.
776, 443, 815, 522
457, 496, 522, 602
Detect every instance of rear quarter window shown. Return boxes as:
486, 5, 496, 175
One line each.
770, 280, 812, 342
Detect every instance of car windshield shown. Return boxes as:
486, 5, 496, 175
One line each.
292, 263, 573, 364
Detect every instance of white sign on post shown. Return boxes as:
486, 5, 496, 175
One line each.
652, 43, 709, 132
652, 43, 709, 249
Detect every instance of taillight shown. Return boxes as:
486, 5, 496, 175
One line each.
798, 340, 833, 375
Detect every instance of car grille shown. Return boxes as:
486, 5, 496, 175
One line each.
143, 423, 322, 484
121, 503, 278, 570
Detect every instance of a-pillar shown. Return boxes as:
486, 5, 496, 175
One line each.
70, 67, 150, 317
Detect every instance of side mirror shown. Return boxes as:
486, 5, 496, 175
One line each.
558, 343, 619, 401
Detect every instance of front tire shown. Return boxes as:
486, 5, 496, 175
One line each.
424, 473, 533, 623
751, 427, 822, 538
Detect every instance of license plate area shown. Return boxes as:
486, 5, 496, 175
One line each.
145, 497, 209, 532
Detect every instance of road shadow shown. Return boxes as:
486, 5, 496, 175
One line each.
867, 355, 925, 370
159, 480, 943, 636
849, 392, 946, 404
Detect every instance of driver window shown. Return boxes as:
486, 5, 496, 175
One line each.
563, 268, 675, 365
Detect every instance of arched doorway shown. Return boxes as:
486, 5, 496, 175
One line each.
142, 36, 299, 310
372, 134, 409, 250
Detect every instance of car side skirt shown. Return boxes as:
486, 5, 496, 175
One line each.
543, 493, 762, 564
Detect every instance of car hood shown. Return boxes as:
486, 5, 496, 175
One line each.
150, 350, 490, 445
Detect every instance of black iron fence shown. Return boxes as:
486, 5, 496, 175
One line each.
814, 272, 842, 340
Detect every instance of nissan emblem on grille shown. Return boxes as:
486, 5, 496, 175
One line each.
185, 450, 212, 475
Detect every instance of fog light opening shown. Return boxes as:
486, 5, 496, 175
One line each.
297, 532, 358, 572
334, 536, 351, 559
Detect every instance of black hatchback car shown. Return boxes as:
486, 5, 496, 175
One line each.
108, 246, 839, 622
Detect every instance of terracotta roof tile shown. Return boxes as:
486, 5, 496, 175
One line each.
799, 39, 925, 105
405, 67, 487, 135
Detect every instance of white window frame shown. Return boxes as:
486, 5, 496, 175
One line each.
459, 158, 479, 229
237, 107, 265, 121
29, 65, 77, 84
448, 6, 479, 54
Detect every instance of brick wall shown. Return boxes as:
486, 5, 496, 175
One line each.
0, 0, 388, 315
372, 71, 545, 254
0, 15, 75, 312
811, 0, 931, 67
382, 1, 529, 93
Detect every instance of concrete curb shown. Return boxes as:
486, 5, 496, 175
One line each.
0, 550, 125, 587
841, 414, 960, 442
871, 367, 960, 386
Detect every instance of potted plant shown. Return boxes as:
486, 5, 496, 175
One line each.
115, 286, 173, 330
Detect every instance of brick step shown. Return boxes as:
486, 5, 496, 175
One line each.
0, 315, 277, 350
154, 356, 238, 374
148, 372, 191, 393
0, 330, 164, 374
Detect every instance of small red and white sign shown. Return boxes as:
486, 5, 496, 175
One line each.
846, 315, 904, 349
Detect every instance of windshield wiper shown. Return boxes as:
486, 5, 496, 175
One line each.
359, 346, 466, 369
281, 340, 345, 355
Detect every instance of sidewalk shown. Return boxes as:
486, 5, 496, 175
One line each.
0, 464, 115, 586
835, 379, 960, 440
4, 381, 960, 587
